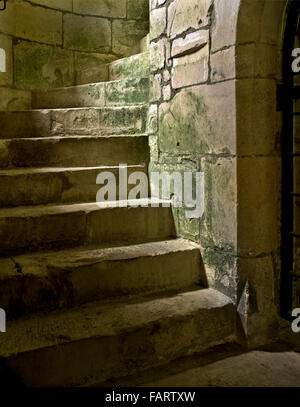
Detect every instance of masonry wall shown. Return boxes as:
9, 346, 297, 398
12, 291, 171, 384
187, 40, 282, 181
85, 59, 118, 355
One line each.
0, 0, 149, 109
149, 0, 284, 346
149, 0, 238, 299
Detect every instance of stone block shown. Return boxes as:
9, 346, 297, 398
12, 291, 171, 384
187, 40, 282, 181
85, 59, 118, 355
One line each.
200, 156, 237, 252
150, 74, 162, 102
150, 39, 165, 72
15, 1, 62, 45
0, 88, 31, 111
30, 0, 72, 11
211, 0, 240, 52
14, 41, 74, 91
211, 46, 235, 82
64, 14, 111, 52
172, 45, 209, 89
112, 20, 149, 56
202, 247, 237, 300
147, 103, 158, 134
167, 0, 212, 38
159, 82, 236, 155
73, 0, 126, 18
237, 156, 281, 256
150, 7, 167, 40
236, 43, 278, 79
236, 79, 277, 155
128, 0, 149, 20
75, 52, 115, 85
163, 85, 171, 101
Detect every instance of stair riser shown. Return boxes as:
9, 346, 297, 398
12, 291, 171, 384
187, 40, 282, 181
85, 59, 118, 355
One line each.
0, 166, 148, 208
76, 52, 150, 85
32, 77, 149, 109
6, 304, 236, 386
0, 206, 175, 256
0, 249, 203, 316
0, 106, 148, 139
109, 53, 150, 81
0, 136, 149, 169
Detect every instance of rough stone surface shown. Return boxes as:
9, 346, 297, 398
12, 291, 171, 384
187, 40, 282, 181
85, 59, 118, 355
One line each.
172, 45, 209, 89
171, 30, 209, 59
150, 7, 167, 41
0, 88, 31, 111
0, 200, 174, 256
0, 239, 205, 315
14, 42, 74, 91
14, 1, 62, 45
64, 14, 111, 53
112, 20, 149, 56
128, 0, 149, 21
168, 0, 212, 38
0, 289, 236, 386
159, 83, 236, 155
0, 165, 147, 208
30, 0, 72, 11
73, 0, 126, 18
143, 349, 300, 387
0, 106, 148, 138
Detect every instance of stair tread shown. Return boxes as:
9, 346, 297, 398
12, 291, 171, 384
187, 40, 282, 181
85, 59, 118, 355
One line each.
0, 199, 172, 218
7, 238, 199, 268
0, 288, 234, 358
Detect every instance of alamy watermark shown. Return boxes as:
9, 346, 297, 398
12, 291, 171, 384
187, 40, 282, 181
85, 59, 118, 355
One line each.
96, 165, 204, 219
0, 308, 6, 333
0, 48, 5, 73
292, 308, 300, 333
292, 48, 300, 73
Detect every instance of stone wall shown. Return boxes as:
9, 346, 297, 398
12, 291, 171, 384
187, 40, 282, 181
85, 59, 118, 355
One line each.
0, 0, 149, 109
149, 0, 237, 298
149, 0, 285, 346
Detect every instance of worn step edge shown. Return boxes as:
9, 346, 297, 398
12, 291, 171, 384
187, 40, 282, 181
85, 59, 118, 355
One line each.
0, 289, 237, 386
0, 164, 148, 208
76, 51, 149, 85
0, 199, 176, 256
0, 239, 206, 315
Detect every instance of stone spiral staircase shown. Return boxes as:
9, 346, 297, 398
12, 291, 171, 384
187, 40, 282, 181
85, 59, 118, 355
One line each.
0, 39, 237, 386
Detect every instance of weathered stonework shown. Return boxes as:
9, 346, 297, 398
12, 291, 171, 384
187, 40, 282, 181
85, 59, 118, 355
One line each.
149, 0, 283, 347
14, 42, 74, 91
0, 0, 149, 103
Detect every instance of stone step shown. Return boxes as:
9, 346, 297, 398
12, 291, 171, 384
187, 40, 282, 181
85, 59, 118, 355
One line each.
0, 135, 149, 169
76, 51, 150, 85
0, 165, 148, 208
0, 199, 175, 256
0, 239, 207, 316
0, 106, 148, 139
32, 77, 150, 109
109, 52, 150, 81
0, 289, 237, 386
